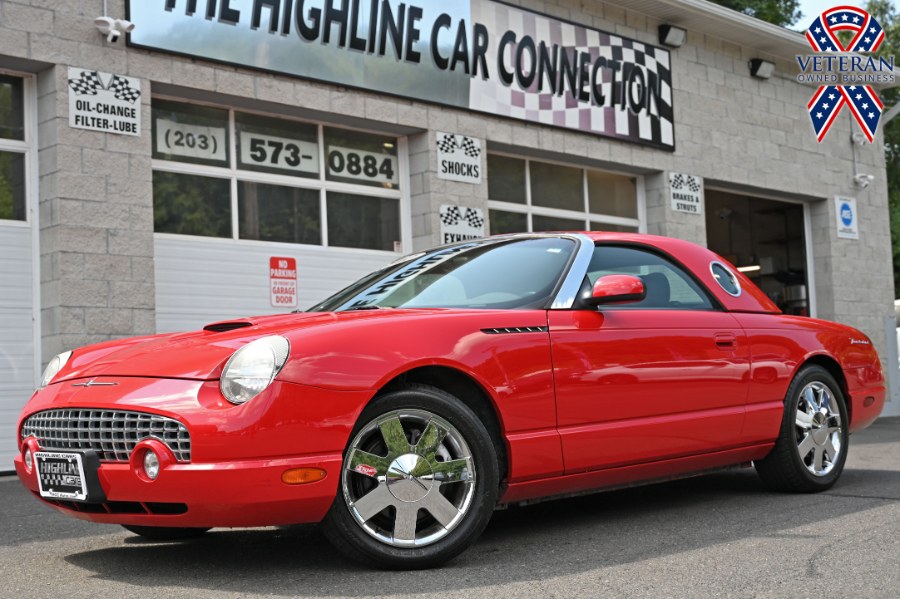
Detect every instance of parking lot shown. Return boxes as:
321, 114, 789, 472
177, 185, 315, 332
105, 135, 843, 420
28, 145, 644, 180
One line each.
2, 418, 899, 599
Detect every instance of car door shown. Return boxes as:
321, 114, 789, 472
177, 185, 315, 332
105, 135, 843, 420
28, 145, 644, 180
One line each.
549, 244, 750, 474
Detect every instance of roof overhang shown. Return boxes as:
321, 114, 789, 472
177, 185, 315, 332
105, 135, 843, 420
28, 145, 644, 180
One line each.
603, 0, 899, 89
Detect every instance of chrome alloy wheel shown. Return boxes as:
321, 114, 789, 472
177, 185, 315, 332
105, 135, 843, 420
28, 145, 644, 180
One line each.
341, 409, 476, 548
794, 381, 843, 477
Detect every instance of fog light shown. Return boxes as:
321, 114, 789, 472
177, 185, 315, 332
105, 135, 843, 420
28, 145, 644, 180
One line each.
24, 448, 33, 472
282, 468, 327, 485
144, 450, 160, 480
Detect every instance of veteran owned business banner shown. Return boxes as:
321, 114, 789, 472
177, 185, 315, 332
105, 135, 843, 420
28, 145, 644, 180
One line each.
128, 1, 675, 149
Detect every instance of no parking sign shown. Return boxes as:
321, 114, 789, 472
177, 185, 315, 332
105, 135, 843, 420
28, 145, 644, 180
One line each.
270, 257, 297, 308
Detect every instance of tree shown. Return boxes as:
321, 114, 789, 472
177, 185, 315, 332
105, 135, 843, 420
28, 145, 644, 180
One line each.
708, 0, 802, 27
865, 1, 900, 298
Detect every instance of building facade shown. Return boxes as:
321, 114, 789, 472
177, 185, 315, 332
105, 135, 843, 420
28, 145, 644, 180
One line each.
0, 0, 897, 467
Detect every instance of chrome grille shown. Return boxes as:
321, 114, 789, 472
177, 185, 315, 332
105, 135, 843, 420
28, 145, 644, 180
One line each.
21, 409, 191, 462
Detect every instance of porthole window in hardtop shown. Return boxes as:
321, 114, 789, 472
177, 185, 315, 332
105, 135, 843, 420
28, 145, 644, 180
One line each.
582, 246, 713, 310
710, 261, 742, 297
151, 99, 402, 251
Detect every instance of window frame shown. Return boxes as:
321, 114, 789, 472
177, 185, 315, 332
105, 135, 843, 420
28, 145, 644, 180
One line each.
150, 96, 410, 254
487, 151, 646, 234
575, 243, 723, 312
0, 72, 31, 226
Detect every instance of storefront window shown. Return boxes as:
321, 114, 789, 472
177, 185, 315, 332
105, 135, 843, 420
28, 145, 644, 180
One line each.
0, 75, 27, 222
533, 214, 584, 231
238, 182, 320, 245
327, 192, 399, 251
489, 209, 527, 234
531, 162, 583, 212
236, 113, 318, 179
152, 100, 229, 167
488, 154, 640, 235
153, 171, 231, 238
487, 156, 526, 204
152, 100, 403, 252
0, 76, 25, 141
324, 127, 399, 190
0, 151, 25, 221
588, 171, 638, 219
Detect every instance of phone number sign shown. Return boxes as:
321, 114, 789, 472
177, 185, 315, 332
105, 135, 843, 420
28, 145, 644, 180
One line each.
270, 256, 298, 308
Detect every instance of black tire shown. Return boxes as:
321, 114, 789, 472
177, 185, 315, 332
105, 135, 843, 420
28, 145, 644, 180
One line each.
322, 384, 500, 569
122, 525, 211, 540
755, 365, 849, 492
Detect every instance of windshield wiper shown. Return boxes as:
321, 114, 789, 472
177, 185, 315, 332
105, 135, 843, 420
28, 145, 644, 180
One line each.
343, 305, 389, 311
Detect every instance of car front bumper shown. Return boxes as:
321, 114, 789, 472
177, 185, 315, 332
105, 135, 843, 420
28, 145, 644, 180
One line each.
14, 376, 369, 528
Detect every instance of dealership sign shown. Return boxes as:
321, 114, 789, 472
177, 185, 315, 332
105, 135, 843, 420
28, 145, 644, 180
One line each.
128, 1, 674, 149
67, 67, 141, 136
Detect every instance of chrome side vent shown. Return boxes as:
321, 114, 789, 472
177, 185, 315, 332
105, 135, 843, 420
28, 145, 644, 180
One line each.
481, 326, 549, 334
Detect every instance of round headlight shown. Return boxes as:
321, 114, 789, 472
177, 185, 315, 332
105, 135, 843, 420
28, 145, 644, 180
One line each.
40, 350, 73, 388
220, 336, 290, 405
143, 450, 160, 480
24, 448, 33, 472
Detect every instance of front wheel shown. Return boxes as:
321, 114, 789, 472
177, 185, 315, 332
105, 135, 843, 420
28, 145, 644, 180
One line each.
322, 384, 499, 569
122, 525, 211, 540
755, 365, 849, 492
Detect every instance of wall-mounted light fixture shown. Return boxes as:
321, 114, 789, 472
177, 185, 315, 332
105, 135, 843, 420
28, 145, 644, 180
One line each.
854, 173, 875, 188
658, 24, 687, 48
748, 58, 775, 79
95, 0, 134, 44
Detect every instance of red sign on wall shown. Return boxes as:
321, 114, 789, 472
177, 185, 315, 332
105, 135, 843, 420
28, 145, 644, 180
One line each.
269, 257, 297, 308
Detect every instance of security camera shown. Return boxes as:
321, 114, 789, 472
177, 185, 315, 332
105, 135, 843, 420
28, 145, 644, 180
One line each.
853, 173, 875, 189
94, 17, 135, 43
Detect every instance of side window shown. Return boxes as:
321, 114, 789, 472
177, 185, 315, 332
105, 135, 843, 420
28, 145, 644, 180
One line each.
581, 245, 714, 310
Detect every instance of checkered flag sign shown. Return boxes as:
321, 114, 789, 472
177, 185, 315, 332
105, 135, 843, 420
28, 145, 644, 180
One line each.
459, 137, 481, 159
440, 205, 485, 230
436, 134, 458, 154
440, 205, 463, 226
109, 75, 141, 104
68, 71, 103, 96
671, 173, 701, 193
465, 209, 485, 229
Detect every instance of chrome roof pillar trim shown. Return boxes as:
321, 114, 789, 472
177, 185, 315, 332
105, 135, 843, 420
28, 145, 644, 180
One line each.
551, 234, 595, 310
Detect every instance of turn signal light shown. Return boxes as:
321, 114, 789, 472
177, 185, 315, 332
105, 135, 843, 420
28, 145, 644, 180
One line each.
281, 468, 327, 485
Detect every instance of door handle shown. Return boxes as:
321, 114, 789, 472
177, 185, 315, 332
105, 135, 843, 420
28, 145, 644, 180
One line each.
714, 333, 736, 350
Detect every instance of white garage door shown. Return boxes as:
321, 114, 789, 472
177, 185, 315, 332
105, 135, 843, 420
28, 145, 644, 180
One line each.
0, 73, 37, 472
155, 235, 396, 333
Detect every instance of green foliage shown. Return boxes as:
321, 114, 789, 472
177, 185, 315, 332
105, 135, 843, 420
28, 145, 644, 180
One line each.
865, 1, 900, 298
708, 0, 802, 27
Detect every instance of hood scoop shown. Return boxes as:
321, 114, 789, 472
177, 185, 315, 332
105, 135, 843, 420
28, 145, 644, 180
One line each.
203, 320, 255, 333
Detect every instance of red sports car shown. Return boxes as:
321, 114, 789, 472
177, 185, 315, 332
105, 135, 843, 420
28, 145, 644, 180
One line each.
14, 233, 885, 568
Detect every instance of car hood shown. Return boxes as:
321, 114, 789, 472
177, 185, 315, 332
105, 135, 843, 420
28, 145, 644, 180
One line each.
53, 311, 425, 383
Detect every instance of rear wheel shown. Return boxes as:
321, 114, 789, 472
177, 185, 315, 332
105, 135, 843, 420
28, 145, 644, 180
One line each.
322, 384, 499, 569
122, 525, 211, 540
755, 365, 849, 492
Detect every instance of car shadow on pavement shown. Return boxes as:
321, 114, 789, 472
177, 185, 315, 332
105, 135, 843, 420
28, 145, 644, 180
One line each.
63, 463, 900, 597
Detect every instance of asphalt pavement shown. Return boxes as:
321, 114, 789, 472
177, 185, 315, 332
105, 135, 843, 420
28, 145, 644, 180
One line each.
2, 418, 900, 598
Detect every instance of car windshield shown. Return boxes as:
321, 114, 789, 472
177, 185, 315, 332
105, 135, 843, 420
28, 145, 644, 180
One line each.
310, 237, 577, 311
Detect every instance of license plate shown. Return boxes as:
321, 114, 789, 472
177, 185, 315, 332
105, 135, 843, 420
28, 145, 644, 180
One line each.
35, 452, 89, 501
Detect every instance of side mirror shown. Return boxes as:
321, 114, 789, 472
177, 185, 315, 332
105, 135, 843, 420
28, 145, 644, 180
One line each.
585, 274, 646, 306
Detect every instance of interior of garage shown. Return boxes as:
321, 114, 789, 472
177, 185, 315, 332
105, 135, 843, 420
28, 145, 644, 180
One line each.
705, 189, 810, 316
